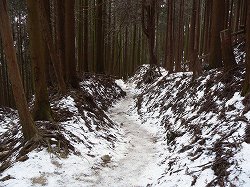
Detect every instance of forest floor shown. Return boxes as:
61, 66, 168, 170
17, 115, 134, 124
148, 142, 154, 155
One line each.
0, 74, 165, 187
94, 81, 163, 187
1, 44, 250, 186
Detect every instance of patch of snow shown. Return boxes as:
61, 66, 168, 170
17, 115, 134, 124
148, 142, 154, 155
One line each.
229, 143, 250, 186
225, 92, 244, 110
58, 96, 78, 113
115, 79, 127, 90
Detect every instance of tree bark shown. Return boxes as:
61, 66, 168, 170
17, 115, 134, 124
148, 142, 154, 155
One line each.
209, 0, 225, 68
188, 0, 197, 74
220, 29, 236, 69
83, 0, 89, 72
65, 0, 79, 88
0, 62, 3, 106
142, 0, 158, 66
38, 0, 67, 93
0, 0, 39, 140
26, 0, 53, 121
56, 0, 66, 80
242, 1, 250, 95
165, 0, 174, 72
96, 0, 105, 73
176, 0, 184, 72
78, 0, 84, 74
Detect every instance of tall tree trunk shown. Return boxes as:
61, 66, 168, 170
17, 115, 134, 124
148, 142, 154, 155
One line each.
184, 19, 190, 70
220, 29, 236, 69
209, 0, 225, 68
26, 0, 53, 121
176, 0, 184, 72
205, 0, 213, 55
83, 0, 89, 72
137, 27, 142, 68
242, 1, 250, 95
132, 24, 137, 72
165, 0, 174, 72
124, 27, 128, 78
241, 0, 247, 27
96, 0, 105, 73
105, 0, 112, 75
233, 0, 241, 32
56, 0, 66, 80
0, 0, 39, 140
194, 0, 202, 77
0, 61, 3, 106
65, 0, 79, 88
188, 0, 197, 74
224, 0, 230, 28
203, 0, 211, 55
78, 0, 84, 74
43, 0, 52, 86
142, 0, 158, 66
38, 0, 67, 93
111, 15, 116, 74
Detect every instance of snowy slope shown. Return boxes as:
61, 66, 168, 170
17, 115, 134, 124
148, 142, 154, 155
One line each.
0, 75, 127, 187
132, 65, 250, 186
1, 63, 250, 187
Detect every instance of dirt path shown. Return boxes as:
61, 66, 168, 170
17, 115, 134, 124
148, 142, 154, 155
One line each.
94, 84, 161, 187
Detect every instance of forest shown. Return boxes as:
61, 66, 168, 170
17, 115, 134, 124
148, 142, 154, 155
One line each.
0, 0, 250, 186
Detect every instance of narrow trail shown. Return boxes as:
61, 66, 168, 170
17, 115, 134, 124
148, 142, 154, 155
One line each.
94, 84, 161, 187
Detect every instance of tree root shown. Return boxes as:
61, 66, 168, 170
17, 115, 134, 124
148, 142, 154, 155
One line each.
0, 125, 75, 173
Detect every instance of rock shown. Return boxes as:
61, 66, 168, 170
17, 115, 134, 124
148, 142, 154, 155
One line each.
101, 155, 111, 163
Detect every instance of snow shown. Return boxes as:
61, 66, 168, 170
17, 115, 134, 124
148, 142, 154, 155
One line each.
1, 79, 164, 187
57, 96, 78, 113
0, 108, 19, 134
115, 79, 128, 90
94, 80, 164, 187
230, 143, 250, 187
1, 80, 126, 186
1, 64, 250, 187
128, 66, 250, 186
225, 92, 244, 109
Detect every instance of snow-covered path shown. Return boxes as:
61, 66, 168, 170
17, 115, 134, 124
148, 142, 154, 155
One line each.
94, 83, 162, 187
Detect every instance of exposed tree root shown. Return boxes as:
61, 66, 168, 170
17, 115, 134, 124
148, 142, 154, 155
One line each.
0, 122, 76, 173
0, 73, 125, 174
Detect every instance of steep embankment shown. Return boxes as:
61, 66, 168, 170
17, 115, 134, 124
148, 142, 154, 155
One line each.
0, 74, 127, 186
1, 44, 250, 186
132, 61, 250, 186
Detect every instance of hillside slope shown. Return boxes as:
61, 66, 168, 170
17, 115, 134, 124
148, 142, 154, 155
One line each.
131, 63, 250, 186
1, 62, 250, 186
